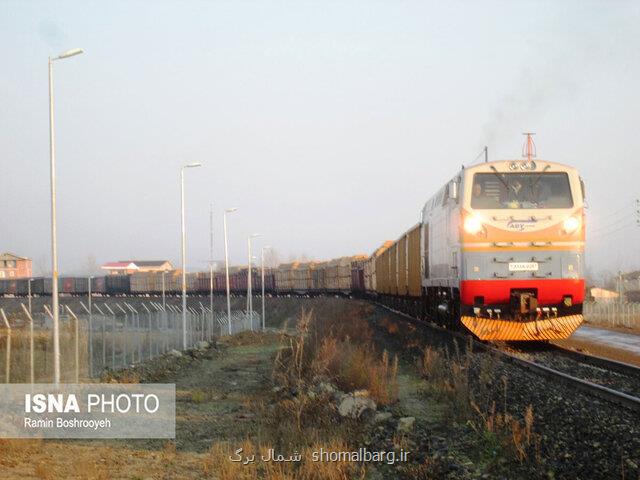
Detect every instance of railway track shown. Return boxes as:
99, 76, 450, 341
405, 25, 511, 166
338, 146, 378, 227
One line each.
375, 302, 640, 413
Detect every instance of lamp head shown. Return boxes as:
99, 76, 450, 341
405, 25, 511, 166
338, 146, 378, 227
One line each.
55, 48, 84, 60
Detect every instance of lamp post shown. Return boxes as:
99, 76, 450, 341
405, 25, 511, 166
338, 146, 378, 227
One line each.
49, 47, 84, 385
87, 275, 93, 377
261, 246, 271, 331
180, 162, 202, 350
247, 234, 261, 330
28, 278, 34, 315
223, 208, 237, 335
88, 276, 93, 313
209, 204, 214, 335
161, 270, 167, 310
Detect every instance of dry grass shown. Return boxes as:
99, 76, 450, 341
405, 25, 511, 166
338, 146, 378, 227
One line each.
417, 341, 541, 464
266, 305, 398, 462
0, 322, 89, 383
274, 307, 399, 407
203, 438, 365, 480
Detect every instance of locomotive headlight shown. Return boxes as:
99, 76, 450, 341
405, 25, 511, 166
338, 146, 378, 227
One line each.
562, 216, 580, 234
464, 216, 484, 234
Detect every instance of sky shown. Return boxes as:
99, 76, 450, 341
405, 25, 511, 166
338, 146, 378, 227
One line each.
1, 1, 639, 279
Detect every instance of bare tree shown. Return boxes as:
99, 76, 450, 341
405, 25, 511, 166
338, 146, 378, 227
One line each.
264, 248, 280, 268
84, 254, 99, 276
33, 255, 49, 276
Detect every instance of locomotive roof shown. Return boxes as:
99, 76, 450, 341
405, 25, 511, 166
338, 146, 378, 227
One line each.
463, 159, 577, 173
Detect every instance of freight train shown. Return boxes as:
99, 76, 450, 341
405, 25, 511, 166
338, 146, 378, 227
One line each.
370, 158, 585, 340
1, 155, 584, 341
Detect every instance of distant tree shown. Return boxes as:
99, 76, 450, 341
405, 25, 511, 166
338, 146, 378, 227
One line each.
264, 248, 280, 268
84, 254, 99, 276
33, 255, 49, 276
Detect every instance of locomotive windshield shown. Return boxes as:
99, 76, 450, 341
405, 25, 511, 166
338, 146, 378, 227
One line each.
470, 172, 573, 209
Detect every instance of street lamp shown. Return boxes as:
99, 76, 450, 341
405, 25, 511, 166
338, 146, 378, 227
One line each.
223, 208, 237, 334
261, 246, 271, 331
209, 203, 214, 335
27, 278, 34, 315
161, 270, 167, 310
49, 47, 84, 385
180, 162, 202, 350
87, 276, 94, 313
247, 234, 262, 330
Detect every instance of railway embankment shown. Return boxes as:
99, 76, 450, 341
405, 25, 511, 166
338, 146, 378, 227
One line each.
1, 297, 638, 479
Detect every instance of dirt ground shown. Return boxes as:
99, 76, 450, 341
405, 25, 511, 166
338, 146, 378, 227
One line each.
0, 335, 280, 479
2, 298, 637, 479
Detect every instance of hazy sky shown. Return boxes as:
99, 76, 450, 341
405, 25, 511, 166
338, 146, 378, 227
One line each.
2, 1, 639, 277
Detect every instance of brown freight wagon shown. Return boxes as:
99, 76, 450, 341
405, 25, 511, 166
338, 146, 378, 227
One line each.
374, 224, 423, 315
389, 243, 398, 296
350, 257, 367, 293
397, 236, 408, 296
312, 262, 327, 293
406, 224, 421, 297
375, 247, 389, 295
365, 241, 393, 293
293, 262, 315, 292
275, 262, 298, 293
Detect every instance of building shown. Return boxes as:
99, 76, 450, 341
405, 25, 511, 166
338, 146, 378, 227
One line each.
0, 253, 32, 279
101, 260, 173, 275
589, 287, 619, 304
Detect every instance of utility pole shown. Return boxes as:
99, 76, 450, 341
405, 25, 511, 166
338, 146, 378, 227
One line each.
48, 47, 84, 385
618, 270, 623, 305
180, 162, 202, 350
209, 203, 214, 333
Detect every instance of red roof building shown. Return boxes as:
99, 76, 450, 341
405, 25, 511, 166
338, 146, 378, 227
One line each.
101, 260, 173, 275
0, 253, 32, 279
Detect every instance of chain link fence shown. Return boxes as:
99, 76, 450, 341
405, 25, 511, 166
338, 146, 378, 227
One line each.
0, 299, 262, 384
583, 301, 640, 329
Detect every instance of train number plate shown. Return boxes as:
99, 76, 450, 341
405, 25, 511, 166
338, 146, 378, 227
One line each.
508, 262, 539, 272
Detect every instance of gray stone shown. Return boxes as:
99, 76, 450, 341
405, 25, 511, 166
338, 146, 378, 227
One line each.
396, 416, 415, 433
372, 412, 393, 424
337, 394, 376, 419
168, 349, 182, 358
316, 382, 336, 395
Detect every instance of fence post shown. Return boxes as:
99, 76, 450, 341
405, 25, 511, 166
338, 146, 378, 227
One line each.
141, 303, 152, 359
65, 306, 80, 383
1, 309, 11, 383
126, 303, 141, 363
104, 304, 117, 369
95, 304, 107, 372
116, 304, 128, 366
80, 301, 93, 378
20, 304, 35, 384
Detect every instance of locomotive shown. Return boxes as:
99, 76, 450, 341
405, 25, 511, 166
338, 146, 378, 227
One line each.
369, 156, 585, 340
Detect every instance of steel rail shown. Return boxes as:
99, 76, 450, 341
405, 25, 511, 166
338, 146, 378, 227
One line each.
545, 343, 640, 379
373, 301, 640, 413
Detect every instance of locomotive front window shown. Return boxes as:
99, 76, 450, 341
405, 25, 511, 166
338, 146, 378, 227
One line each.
470, 172, 573, 209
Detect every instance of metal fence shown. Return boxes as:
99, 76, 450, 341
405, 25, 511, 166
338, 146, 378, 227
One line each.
583, 301, 640, 329
0, 299, 262, 384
